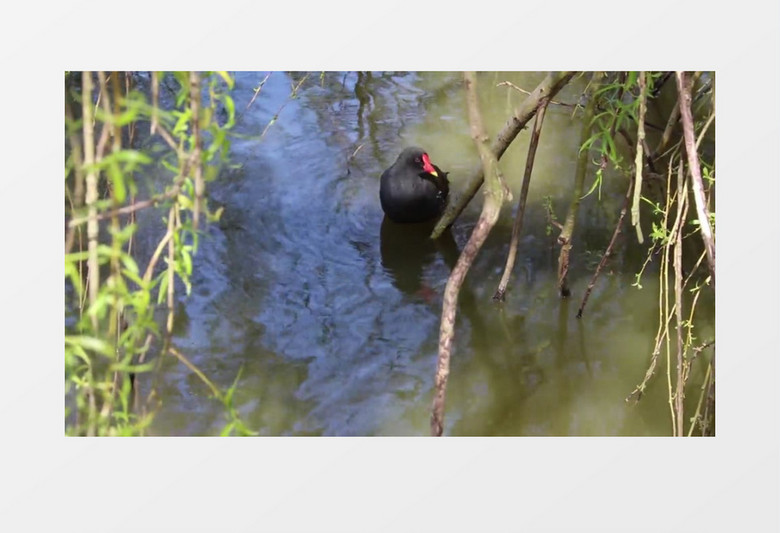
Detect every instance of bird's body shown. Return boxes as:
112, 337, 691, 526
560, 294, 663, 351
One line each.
379, 147, 449, 223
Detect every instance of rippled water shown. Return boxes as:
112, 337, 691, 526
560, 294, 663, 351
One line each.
137, 72, 714, 436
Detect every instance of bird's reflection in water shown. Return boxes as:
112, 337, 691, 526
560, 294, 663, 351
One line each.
379, 216, 460, 298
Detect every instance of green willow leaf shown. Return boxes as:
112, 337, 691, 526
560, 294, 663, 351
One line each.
157, 272, 169, 305
65, 335, 114, 357
222, 94, 236, 128
216, 71, 234, 90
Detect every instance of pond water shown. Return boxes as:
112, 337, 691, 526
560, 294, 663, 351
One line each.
135, 72, 714, 436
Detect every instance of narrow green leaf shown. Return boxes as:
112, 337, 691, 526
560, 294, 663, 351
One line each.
122, 267, 145, 289
581, 170, 603, 200
110, 361, 157, 373
222, 94, 235, 128
120, 253, 140, 276
579, 133, 600, 154
200, 106, 213, 131
605, 134, 618, 163
108, 160, 127, 203
65, 343, 92, 366
65, 335, 114, 357
64, 261, 84, 297
216, 71, 234, 90
181, 247, 193, 276
172, 109, 193, 136
65, 250, 91, 262
157, 272, 169, 305
161, 158, 179, 174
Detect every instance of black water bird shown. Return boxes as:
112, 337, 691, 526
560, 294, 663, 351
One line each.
379, 147, 449, 223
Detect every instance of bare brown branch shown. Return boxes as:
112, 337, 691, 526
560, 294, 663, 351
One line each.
630, 72, 649, 244
650, 72, 702, 163
190, 72, 203, 231
431, 72, 510, 436
245, 73, 272, 111
151, 71, 160, 135
676, 72, 715, 287
493, 96, 550, 301
577, 176, 633, 318
431, 72, 576, 239
67, 182, 183, 228
557, 72, 603, 297
672, 161, 689, 436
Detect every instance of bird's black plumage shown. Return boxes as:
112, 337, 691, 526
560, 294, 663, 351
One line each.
379, 147, 449, 223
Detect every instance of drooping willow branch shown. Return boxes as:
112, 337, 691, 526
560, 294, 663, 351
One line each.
676, 71, 715, 288
626, 155, 702, 409
82, 72, 99, 334
630, 71, 649, 245
672, 161, 689, 436
190, 71, 204, 231
65, 90, 85, 257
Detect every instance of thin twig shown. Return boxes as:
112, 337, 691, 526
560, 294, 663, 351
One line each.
557, 72, 603, 297
577, 175, 633, 318
166, 205, 176, 335
695, 112, 715, 153
497, 81, 573, 107
151, 71, 160, 135
493, 96, 550, 301
68, 185, 181, 228
143, 221, 175, 284
168, 346, 222, 399
259, 73, 310, 140
350, 142, 365, 160
245, 73, 272, 111
686, 359, 713, 437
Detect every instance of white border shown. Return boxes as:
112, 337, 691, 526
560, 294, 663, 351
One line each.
2, 1, 778, 531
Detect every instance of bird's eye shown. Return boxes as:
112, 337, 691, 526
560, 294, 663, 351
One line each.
414, 157, 421, 164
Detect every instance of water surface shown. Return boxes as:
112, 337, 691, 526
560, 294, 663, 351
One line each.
136, 72, 714, 436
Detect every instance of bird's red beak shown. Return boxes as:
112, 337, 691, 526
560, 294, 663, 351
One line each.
422, 153, 438, 177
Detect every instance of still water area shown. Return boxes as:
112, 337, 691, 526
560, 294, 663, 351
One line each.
126, 72, 714, 436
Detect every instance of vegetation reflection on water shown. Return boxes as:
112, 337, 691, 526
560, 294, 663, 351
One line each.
138, 72, 714, 436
